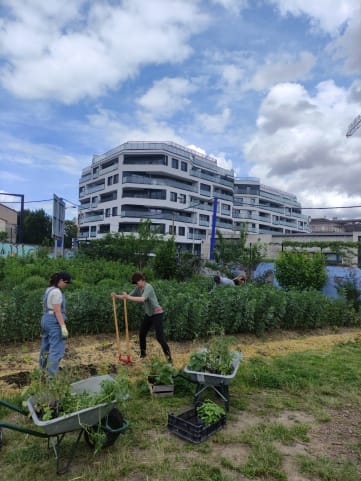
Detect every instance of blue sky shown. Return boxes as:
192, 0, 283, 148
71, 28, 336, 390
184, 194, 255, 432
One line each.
0, 0, 360, 220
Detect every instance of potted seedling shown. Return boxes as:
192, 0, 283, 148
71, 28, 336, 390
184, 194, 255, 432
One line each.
146, 358, 176, 397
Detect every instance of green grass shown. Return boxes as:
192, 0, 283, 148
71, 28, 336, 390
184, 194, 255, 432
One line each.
1, 339, 361, 480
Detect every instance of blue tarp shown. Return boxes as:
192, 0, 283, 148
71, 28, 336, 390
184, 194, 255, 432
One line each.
254, 262, 361, 299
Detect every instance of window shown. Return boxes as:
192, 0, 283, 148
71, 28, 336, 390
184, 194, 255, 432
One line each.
200, 183, 211, 193
169, 225, 176, 235
172, 158, 179, 169
108, 174, 119, 185
105, 208, 111, 217
112, 207, 118, 216
181, 161, 188, 172
179, 194, 186, 204
99, 224, 110, 234
170, 192, 177, 202
178, 226, 185, 236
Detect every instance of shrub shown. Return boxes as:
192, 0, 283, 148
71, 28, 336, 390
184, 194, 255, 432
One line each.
275, 251, 327, 291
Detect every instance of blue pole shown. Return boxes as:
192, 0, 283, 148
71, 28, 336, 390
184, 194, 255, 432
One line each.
209, 197, 218, 260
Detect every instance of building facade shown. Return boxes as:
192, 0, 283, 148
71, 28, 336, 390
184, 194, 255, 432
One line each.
0, 203, 18, 243
78, 141, 310, 256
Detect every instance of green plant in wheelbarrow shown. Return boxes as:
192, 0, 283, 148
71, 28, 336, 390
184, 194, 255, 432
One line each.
22, 368, 131, 454
187, 335, 238, 375
197, 400, 225, 426
22, 368, 130, 421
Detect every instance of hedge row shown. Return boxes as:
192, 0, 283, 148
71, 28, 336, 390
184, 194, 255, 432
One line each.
1, 280, 360, 343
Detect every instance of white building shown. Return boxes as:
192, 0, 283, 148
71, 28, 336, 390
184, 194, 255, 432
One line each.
78, 141, 310, 256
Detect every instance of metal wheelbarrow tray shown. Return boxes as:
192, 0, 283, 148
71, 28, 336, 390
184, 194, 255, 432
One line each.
183, 351, 242, 386
0, 374, 129, 474
27, 374, 118, 435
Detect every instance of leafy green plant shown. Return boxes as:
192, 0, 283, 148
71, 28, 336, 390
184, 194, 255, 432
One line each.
187, 335, 237, 375
274, 251, 327, 291
146, 358, 176, 385
197, 400, 225, 425
22, 368, 130, 421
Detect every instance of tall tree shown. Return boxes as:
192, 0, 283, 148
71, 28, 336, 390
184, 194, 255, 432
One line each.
23, 209, 52, 245
64, 220, 78, 248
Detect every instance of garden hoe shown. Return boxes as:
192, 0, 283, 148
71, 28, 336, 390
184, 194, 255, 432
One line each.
112, 296, 132, 364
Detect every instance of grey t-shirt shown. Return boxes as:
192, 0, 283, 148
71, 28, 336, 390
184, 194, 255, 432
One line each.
130, 283, 161, 316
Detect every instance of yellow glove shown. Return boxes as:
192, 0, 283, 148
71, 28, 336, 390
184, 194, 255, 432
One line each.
61, 324, 69, 339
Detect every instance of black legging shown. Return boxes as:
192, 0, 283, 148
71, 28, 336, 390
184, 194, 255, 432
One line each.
139, 312, 171, 359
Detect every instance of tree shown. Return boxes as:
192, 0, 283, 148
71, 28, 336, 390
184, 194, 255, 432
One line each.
213, 224, 265, 279
64, 220, 78, 248
153, 237, 178, 279
274, 251, 327, 291
23, 209, 52, 245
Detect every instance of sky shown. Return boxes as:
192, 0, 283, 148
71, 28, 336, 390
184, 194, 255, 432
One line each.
0, 0, 360, 221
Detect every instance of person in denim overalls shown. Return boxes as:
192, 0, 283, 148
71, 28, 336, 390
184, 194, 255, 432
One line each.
39, 271, 71, 374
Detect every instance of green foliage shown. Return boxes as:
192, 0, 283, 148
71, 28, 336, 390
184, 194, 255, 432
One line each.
197, 400, 225, 425
22, 368, 130, 421
188, 335, 237, 375
64, 220, 78, 249
1, 256, 361, 343
146, 358, 176, 385
274, 251, 327, 291
213, 225, 265, 280
152, 238, 178, 279
336, 271, 361, 311
23, 209, 52, 245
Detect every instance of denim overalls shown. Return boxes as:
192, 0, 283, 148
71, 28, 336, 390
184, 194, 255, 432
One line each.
39, 287, 66, 374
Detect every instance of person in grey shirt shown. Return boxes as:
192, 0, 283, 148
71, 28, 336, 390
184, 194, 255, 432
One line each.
214, 275, 235, 286
112, 272, 172, 363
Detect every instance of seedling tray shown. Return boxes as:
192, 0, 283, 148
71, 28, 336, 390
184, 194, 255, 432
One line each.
168, 407, 226, 443
184, 351, 242, 386
27, 375, 117, 436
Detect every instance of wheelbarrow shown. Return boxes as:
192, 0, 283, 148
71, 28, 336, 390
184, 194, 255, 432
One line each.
0, 374, 129, 475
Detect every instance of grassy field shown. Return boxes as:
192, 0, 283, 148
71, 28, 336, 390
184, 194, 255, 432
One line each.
1, 330, 361, 481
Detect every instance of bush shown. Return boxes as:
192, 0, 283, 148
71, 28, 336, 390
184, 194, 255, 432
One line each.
275, 251, 327, 291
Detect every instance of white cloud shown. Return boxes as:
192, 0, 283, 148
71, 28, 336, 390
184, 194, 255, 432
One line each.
196, 107, 231, 134
0, 0, 209, 103
244, 51, 316, 92
87, 108, 185, 148
136, 77, 197, 117
269, 0, 360, 34
243, 80, 361, 217
210, 0, 249, 15
327, 9, 361, 73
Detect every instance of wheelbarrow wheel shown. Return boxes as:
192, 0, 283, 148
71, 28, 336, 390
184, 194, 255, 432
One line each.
84, 407, 124, 449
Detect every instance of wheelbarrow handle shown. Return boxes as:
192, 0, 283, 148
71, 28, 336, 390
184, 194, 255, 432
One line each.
0, 420, 48, 438
0, 399, 28, 416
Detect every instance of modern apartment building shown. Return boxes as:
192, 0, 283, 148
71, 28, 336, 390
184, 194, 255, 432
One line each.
78, 141, 310, 256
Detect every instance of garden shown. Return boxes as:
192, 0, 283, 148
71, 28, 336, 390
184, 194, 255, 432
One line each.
1, 237, 361, 480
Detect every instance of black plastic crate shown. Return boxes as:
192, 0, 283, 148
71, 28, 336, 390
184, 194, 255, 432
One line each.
167, 407, 226, 443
